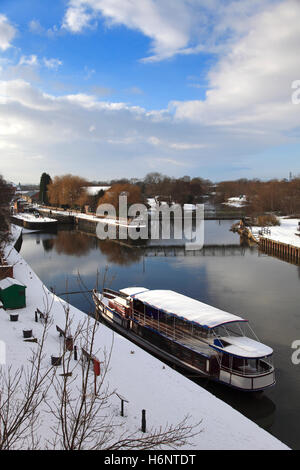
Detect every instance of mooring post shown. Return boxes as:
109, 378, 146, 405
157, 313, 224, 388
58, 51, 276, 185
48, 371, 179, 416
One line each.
142, 409, 146, 433
74, 345, 77, 361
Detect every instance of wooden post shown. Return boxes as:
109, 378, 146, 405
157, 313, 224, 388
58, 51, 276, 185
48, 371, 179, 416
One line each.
74, 345, 77, 361
35, 310, 38, 323
115, 393, 129, 417
142, 409, 146, 433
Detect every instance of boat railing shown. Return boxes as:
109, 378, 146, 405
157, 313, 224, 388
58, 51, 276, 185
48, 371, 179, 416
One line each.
220, 360, 273, 377
131, 309, 209, 345
103, 288, 128, 299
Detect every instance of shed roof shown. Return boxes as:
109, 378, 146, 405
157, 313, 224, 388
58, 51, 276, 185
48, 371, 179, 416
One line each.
0, 277, 26, 289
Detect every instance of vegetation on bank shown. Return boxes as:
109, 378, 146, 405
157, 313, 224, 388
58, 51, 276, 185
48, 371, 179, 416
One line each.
215, 178, 300, 216
33, 171, 300, 219
0, 175, 14, 244
255, 214, 281, 227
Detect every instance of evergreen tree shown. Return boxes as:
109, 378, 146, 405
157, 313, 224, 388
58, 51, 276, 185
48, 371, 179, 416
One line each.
39, 173, 52, 204
0, 175, 14, 244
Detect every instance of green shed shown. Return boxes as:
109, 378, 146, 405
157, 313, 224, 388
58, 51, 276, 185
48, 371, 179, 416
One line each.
0, 277, 26, 309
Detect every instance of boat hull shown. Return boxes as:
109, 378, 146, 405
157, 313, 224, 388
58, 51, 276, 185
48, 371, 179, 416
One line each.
11, 216, 57, 232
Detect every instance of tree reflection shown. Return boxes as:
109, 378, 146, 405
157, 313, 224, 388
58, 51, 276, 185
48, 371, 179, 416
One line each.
51, 231, 95, 256
42, 239, 55, 252
97, 239, 143, 265
41, 230, 144, 265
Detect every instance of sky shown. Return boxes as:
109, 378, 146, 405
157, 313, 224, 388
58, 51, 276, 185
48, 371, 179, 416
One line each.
0, 0, 300, 184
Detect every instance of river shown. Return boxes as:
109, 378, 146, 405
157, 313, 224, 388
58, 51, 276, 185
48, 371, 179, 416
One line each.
19, 219, 300, 449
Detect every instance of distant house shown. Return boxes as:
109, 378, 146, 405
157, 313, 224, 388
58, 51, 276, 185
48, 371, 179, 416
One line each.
22, 191, 40, 203
0, 277, 27, 309
84, 186, 111, 196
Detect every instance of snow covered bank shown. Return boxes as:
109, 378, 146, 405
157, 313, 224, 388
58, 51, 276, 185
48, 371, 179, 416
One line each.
253, 218, 300, 248
223, 196, 247, 208
0, 226, 289, 449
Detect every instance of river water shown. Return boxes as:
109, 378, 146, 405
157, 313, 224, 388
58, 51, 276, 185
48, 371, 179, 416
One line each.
19, 220, 300, 449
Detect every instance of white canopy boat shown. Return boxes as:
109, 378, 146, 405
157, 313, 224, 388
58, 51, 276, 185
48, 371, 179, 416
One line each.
93, 287, 275, 391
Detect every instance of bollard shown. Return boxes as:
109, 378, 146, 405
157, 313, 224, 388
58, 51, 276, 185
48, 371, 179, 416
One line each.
141, 409, 146, 433
65, 336, 74, 352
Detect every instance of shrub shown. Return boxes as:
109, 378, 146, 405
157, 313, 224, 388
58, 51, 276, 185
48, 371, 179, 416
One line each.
256, 214, 280, 226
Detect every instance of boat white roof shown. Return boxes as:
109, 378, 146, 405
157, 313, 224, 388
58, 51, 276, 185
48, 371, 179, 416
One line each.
127, 289, 247, 329
120, 287, 149, 297
0, 277, 26, 289
216, 336, 273, 358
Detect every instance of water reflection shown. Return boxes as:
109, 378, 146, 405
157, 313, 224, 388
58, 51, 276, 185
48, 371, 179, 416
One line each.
39, 219, 247, 266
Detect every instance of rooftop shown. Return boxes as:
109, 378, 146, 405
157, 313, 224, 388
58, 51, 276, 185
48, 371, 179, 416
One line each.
127, 288, 247, 329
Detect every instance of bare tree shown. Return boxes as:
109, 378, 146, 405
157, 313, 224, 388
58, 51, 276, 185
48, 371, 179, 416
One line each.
47, 273, 201, 450
0, 293, 55, 449
0, 267, 201, 450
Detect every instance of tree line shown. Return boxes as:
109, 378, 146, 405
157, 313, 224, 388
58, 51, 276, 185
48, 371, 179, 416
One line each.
38, 172, 212, 212
36, 172, 300, 216
215, 178, 300, 215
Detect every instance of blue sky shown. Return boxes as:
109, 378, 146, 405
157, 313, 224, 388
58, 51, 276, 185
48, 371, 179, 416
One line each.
0, 0, 300, 183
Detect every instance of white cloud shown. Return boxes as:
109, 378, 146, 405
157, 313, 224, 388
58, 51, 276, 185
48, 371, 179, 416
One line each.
62, 0, 278, 61
19, 55, 39, 66
43, 57, 63, 70
2, 1, 300, 182
28, 19, 44, 35
0, 14, 17, 51
172, 0, 300, 131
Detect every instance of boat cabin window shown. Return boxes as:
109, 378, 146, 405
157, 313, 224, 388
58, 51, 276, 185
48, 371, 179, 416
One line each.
213, 321, 253, 339
133, 299, 145, 313
220, 354, 273, 374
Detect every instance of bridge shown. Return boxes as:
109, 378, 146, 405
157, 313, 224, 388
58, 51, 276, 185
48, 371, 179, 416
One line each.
137, 244, 256, 257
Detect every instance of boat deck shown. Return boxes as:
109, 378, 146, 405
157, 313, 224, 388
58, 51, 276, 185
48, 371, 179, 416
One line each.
100, 294, 216, 358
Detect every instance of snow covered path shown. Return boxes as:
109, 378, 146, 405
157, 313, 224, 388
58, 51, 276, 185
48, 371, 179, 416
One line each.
253, 218, 300, 248
0, 227, 289, 450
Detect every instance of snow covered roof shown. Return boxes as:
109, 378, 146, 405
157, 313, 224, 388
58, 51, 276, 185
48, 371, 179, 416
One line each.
214, 336, 273, 359
120, 287, 149, 297
0, 277, 26, 289
85, 186, 111, 196
129, 289, 246, 329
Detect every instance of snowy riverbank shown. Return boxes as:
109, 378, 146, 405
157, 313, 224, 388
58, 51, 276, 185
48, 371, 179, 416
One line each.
0, 226, 289, 449
253, 218, 300, 248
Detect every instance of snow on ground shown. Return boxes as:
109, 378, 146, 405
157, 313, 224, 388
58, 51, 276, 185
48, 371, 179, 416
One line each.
252, 218, 300, 248
0, 226, 289, 449
38, 207, 105, 222
183, 204, 197, 211
223, 196, 247, 208
38, 207, 145, 228
13, 213, 57, 223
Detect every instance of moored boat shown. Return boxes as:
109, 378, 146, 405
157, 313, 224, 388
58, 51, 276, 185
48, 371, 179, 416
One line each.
93, 287, 275, 391
11, 213, 57, 231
